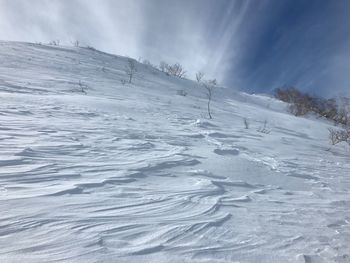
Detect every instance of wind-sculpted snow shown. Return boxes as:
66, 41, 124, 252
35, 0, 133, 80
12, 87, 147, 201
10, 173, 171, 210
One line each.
0, 42, 350, 262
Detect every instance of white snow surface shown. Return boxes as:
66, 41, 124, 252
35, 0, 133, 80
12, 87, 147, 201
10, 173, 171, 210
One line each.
0, 41, 350, 263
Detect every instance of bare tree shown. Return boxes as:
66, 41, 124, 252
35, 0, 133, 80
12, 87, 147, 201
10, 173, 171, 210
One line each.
196, 71, 204, 83
158, 61, 186, 78
166, 63, 186, 78
125, 59, 137, 83
203, 79, 216, 119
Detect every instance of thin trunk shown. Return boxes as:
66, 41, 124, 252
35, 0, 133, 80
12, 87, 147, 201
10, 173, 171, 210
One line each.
207, 88, 212, 119
207, 99, 212, 119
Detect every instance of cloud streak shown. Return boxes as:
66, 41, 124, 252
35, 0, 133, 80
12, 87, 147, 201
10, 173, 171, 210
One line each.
0, 0, 349, 96
0, 0, 244, 81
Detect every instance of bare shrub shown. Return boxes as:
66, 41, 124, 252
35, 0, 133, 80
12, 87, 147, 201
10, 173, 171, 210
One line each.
257, 120, 271, 134
78, 81, 87, 94
73, 40, 79, 47
49, 40, 60, 46
275, 87, 313, 116
328, 127, 350, 145
125, 59, 137, 83
275, 87, 350, 125
289, 100, 312, 116
275, 87, 301, 103
86, 46, 96, 51
335, 97, 350, 126
317, 98, 338, 121
275, 87, 350, 146
176, 90, 187, 96
243, 118, 249, 129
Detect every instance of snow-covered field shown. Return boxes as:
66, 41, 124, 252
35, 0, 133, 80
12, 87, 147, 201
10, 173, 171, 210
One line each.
0, 41, 350, 263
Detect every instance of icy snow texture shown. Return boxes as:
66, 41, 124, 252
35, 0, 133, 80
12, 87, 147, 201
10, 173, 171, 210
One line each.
0, 41, 350, 262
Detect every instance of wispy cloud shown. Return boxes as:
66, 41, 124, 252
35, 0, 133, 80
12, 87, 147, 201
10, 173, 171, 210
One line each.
0, 0, 242, 81
0, 0, 349, 96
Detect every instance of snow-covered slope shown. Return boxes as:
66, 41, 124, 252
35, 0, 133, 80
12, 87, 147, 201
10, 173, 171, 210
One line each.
0, 41, 350, 263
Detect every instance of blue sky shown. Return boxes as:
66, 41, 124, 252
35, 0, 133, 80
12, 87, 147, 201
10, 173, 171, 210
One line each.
0, 0, 349, 97
230, 0, 350, 97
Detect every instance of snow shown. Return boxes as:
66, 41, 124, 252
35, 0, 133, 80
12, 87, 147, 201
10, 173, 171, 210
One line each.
0, 41, 350, 262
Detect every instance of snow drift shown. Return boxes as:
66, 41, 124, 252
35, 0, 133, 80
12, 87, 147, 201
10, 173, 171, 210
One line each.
0, 41, 349, 263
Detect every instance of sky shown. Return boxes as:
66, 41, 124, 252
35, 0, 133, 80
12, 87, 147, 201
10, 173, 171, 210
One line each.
0, 0, 349, 97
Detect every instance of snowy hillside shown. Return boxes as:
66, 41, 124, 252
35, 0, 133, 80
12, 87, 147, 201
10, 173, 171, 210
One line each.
0, 41, 350, 263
